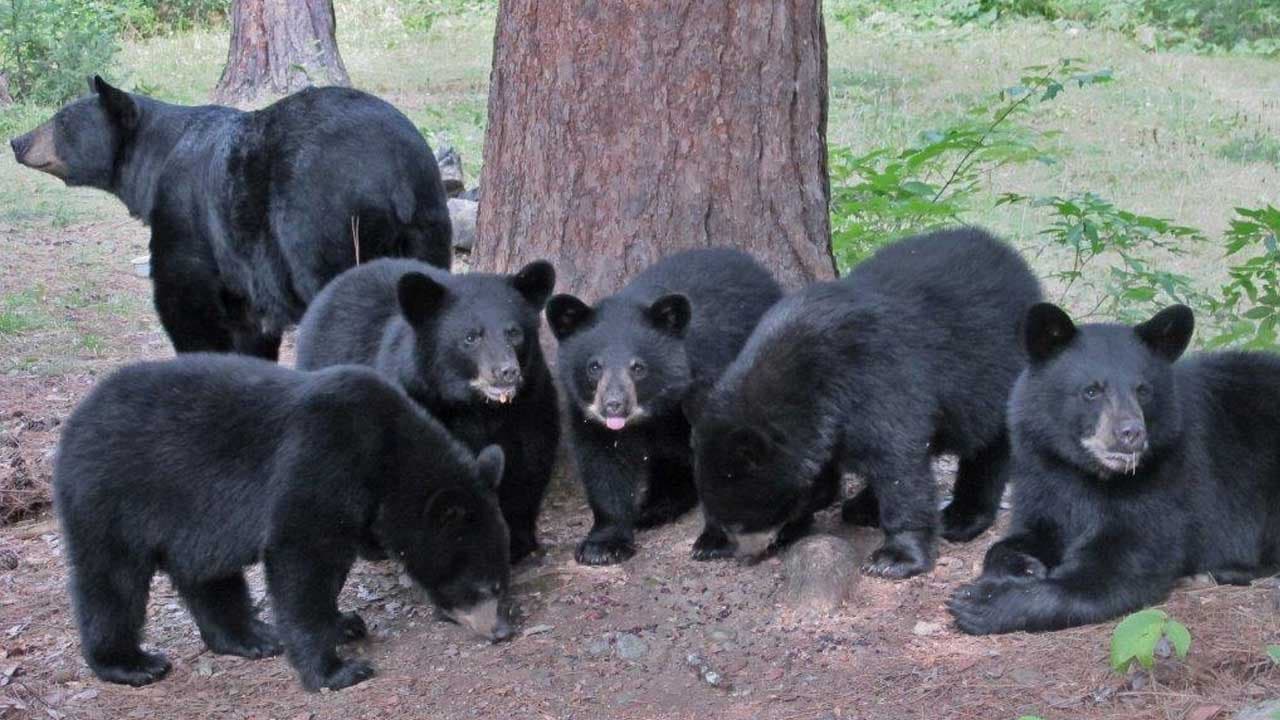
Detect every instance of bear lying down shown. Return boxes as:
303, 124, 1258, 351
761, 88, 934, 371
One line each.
54, 355, 511, 691
950, 303, 1280, 634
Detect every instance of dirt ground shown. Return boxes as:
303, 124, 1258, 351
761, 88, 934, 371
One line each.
2, 224, 1279, 720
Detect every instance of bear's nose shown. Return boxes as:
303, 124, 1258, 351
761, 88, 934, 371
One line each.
10, 135, 29, 160
491, 618, 512, 643
495, 364, 520, 385
1115, 421, 1146, 452
603, 399, 625, 416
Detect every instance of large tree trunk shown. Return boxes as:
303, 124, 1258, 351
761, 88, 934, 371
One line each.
474, 1, 835, 298
212, 0, 350, 106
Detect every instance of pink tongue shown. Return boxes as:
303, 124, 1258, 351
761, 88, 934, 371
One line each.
605, 417, 626, 431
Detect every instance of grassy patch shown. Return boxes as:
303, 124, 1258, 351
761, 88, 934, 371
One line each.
0, 288, 52, 337
1218, 133, 1280, 166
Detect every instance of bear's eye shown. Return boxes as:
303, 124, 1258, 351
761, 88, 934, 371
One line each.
630, 360, 647, 378
587, 360, 603, 378
463, 330, 482, 346
1081, 383, 1103, 401
1135, 383, 1153, 401
505, 325, 523, 344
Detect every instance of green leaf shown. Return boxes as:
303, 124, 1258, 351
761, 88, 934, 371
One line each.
1245, 306, 1275, 320
1166, 621, 1191, 659
1266, 645, 1280, 664
1111, 609, 1166, 672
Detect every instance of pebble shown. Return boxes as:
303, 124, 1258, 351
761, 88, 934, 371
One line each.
615, 633, 648, 661
522, 624, 554, 638
912, 621, 943, 637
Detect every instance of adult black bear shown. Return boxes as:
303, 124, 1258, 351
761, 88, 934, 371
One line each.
10, 77, 451, 359
949, 304, 1280, 634
547, 248, 783, 565
55, 355, 510, 691
296, 258, 558, 563
692, 228, 1042, 578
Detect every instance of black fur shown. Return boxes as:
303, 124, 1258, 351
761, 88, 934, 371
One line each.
547, 248, 782, 565
949, 304, 1280, 634
54, 355, 509, 691
692, 228, 1043, 577
11, 78, 451, 359
295, 258, 559, 563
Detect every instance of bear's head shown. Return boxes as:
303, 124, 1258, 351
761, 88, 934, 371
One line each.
384, 445, 513, 642
10, 76, 138, 189
546, 292, 693, 432
395, 260, 555, 407
691, 407, 816, 560
1013, 302, 1194, 479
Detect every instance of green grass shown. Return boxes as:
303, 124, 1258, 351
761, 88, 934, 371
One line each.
0, 288, 52, 336
1218, 133, 1280, 166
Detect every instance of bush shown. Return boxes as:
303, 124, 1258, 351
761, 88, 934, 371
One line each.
0, 0, 124, 105
119, 0, 227, 37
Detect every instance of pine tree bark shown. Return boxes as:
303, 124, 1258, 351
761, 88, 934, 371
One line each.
474, 1, 835, 297
212, 0, 351, 106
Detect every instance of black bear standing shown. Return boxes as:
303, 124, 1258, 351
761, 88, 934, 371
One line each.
949, 304, 1280, 634
692, 228, 1042, 577
55, 355, 511, 691
547, 248, 783, 565
10, 78, 451, 359
296, 258, 558, 563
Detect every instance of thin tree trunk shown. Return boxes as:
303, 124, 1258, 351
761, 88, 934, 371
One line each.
212, 0, 350, 106
475, 1, 835, 298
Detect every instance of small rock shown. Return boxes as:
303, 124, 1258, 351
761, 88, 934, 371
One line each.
0, 549, 18, 571
782, 535, 859, 614
615, 633, 648, 661
708, 627, 737, 643
587, 635, 612, 657
522, 624, 554, 638
447, 198, 478, 251
912, 621, 943, 637
194, 657, 215, 678
434, 145, 465, 197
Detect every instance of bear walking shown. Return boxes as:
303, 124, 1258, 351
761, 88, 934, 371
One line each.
949, 304, 1280, 634
10, 78, 452, 359
296, 258, 559, 563
693, 228, 1042, 577
55, 355, 510, 691
547, 248, 783, 565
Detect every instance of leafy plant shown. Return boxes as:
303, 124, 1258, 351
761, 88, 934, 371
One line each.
828, 59, 1111, 269
1110, 608, 1191, 672
1267, 644, 1280, 665
1203, 205, 1280, 351
0, 0, 124, 104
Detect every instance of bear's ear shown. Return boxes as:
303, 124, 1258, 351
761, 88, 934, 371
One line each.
1135, 304, 1194, 362
646, 294, 691, 338
93, 76, 138, 131
475, 445, 504, 492
424, 489, 472, 529
510, 260, 555, 309
397, 271, 448, 327
546, 294, 593, 341
728, 426, 774, 468
1025, 302, 1077, 364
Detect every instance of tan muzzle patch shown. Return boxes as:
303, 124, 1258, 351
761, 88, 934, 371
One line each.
13, 121, 67, 178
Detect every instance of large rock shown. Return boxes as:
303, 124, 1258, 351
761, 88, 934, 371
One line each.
447, 198, 478, 252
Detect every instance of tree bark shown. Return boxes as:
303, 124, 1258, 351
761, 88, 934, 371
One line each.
212, 0, 351, 106
474, 0, 835, 298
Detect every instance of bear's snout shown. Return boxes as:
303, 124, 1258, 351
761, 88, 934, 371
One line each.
10, 121, 67, 177
10, 134, 30, 159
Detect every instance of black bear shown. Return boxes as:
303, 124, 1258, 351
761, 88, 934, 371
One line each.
949, 304, 1280, 634
10, 77, 451, 359
692, 228, 1042, 577
54, 355, 511, 691
295, 258, 558, 563
547, 248, 783, 565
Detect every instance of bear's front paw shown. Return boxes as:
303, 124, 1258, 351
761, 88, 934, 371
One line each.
92, 650, 172, 687
861, 531, 935, 579
940, 504, 995, 543
690, 527, 734, 561
947, 578, 1032, 635
575, 537, 635, 565
338, 612, 368, 642
321, 659, 375, 690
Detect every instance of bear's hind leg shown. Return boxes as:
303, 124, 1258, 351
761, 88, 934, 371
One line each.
942, 433, 1010, 543
72, 560, 171, 686
176, 573, 281, 659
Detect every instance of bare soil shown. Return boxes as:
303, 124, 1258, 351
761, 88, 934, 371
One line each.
2, 219, 1279, 720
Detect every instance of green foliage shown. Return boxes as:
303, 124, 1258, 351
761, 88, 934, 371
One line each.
1204, 206, 1280, 351
1110, 609, 1191, 673
118, 0, 227, 37
400, 0, 494, 33
1142, 0, 1280, 56
1267, 644, 1280, 665
1218, 133, 1280, 168
829, 59, 1111, 268
0, 0, 125, 104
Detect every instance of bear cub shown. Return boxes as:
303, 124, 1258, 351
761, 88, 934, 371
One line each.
55, 355, 511, 691
547, 248, 782, 565
949, 303, 1280, 634
692, 228, 1042, 577
296, 258, 559, 563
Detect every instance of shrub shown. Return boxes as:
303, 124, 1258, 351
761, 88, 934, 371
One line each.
0, 0, 124, 104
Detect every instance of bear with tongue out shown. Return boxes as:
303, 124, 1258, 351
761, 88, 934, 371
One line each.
548, 248, 782, 565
